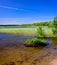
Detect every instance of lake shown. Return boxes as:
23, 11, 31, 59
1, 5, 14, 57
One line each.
0, 27, 57, 65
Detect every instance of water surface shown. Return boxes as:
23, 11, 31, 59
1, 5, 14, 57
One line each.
0, 33, 57, 65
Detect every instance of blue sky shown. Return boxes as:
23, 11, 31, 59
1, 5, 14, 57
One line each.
0, 0, 57, 24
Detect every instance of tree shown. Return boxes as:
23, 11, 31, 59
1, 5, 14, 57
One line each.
53, 16, 57, 36
54, 16, 57, 26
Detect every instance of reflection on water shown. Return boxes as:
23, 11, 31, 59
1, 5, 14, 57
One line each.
0, 26, 37, 28
0, 33, 36, 46
46, 38, 54, 48
0, 34, 57, 65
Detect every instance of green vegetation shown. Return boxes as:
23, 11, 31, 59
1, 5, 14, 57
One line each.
24, 26, 54, 47
54, 16, 57, 26
0, 28, 37, 36
24, 16, 57, 47
37, 26, 54, 37
53, 17, 57, 36
37, 26, 45, 37
24, 38, 46, 47
0, 26, 54, 37
0, 16, 57, 47
22, 21, 52, 26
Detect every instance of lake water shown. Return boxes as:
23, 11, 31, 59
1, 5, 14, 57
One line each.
0, 26, 37, 28
0, 28, 57, 65
0, 33, 36, 47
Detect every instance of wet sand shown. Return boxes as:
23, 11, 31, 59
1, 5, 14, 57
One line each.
0, 34, 57, 65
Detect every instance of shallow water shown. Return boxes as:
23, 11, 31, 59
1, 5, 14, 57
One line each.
0, 34, 57, 65
0, 33, 36, 46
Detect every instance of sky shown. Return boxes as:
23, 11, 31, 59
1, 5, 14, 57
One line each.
0, 0, 57, 24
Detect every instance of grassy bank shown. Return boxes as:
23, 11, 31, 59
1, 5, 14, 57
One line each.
37, 26, 54, 37
0, 28, 37, 36
0, 26, 54, 37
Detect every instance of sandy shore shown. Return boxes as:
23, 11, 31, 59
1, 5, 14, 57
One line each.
0, 44, 57, 65
0, 37, 57, 65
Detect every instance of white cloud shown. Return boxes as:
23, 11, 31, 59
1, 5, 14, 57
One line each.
0, 6, 32, 12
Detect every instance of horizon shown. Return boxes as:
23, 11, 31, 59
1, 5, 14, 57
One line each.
0, 0, 57, 24
0, 17, 54, 25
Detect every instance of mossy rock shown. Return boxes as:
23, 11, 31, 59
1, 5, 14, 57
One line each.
24, 38, 47, 47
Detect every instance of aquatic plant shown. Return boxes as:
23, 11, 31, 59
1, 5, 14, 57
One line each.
24, 38, 47, 47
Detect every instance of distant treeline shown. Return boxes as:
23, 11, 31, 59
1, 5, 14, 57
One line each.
0, 22, 52, 26
0, 16, 57, 27
21, 21, 53, 26
22, 17, 57, 26
0, 25, 20, 26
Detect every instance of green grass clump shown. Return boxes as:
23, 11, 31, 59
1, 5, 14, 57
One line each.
25, 38, 47, 47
